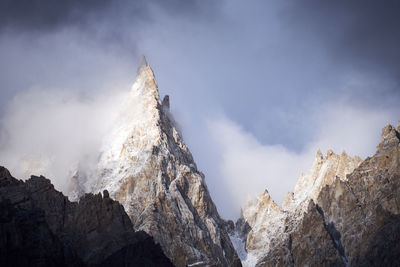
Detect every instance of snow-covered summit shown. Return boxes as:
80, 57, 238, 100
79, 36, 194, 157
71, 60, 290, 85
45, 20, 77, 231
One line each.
94, 60, 164, 194
70, 59, 240, 267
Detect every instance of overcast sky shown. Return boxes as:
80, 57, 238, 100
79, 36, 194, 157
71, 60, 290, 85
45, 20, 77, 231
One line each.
0, 0, 399, 219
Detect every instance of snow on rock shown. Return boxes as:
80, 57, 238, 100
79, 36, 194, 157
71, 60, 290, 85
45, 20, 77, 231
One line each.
235, 123, 400, 266
287, 149, 362, 213
229, 231, 258, 267
234, 149, 362, 266
70, 58, 241, 267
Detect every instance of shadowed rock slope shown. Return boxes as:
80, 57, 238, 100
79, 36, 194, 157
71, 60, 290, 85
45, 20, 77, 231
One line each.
0, 167, 173, 267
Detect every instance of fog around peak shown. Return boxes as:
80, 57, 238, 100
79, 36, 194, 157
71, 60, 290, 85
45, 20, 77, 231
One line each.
0, 0, 399, 219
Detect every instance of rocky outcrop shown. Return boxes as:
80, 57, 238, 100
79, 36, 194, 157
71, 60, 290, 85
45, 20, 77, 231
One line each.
72, 58, 240, 267
237, 190, 286, 265
0, 167, 172, 267
235, 122, 400, 266
288, 149, 362, 212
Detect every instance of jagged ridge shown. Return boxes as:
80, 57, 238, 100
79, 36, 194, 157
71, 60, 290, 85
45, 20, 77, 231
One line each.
235, 121, 400, 266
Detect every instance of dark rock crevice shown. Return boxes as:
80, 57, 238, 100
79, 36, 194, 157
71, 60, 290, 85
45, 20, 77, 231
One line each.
287, 234, 295, 267
315, 204, 348, 266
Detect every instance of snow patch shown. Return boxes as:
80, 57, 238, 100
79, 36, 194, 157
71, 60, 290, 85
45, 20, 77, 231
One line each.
187, 261, 205, 267
229, 231, 261, 267
229, 232, 247, 261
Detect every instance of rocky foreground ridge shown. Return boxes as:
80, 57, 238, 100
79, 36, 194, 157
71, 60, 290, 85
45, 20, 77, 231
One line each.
0, 166, 173, 266
234, 122, 400, 266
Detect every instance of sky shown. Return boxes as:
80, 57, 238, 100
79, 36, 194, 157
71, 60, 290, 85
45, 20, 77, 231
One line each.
0, 0, 399, 219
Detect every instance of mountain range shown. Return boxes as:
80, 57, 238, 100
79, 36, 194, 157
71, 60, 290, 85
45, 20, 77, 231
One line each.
1, 59, 399, 266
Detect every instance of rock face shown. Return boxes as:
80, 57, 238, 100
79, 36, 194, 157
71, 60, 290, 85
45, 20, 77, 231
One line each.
73, 59, 240, 267
0, 167, 172, 267
235, 122, 400, 266
236, 190, 286, 266
288, 149, 362, 212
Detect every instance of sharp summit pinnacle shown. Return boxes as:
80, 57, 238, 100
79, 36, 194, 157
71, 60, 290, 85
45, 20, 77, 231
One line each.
141, 55, 148, 67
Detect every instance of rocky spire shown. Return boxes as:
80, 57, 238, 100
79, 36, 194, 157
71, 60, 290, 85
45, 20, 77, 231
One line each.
316, 149, 323, 160
238, 189, 285, 263
87, 59, 240, 267
162, 95, 170, 110
141, 55, 148, 67
377, 123, 400, 152
136, 55, 149, 74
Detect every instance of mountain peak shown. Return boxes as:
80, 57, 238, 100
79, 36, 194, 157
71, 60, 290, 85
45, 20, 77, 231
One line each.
316, 149, 323, 160
141, 55, 148, 67
134, 60, 158, 92
78, 64, 240, 266
136, 55, 153, 81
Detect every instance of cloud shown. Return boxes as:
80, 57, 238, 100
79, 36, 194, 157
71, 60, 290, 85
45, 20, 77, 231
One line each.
0, 0, 111, 32
0, 0, 221, 115
309, 103, 398, 158
0, 87, 127, 193
201, 102, 398, 220
285, 0, 400, 84
0, 0, 219, 33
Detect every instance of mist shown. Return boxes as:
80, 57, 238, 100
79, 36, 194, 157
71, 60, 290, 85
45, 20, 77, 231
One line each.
0, 88, 127, 192
0, 0, 399, 220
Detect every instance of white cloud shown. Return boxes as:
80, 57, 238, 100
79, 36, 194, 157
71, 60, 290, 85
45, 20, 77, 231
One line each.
204, 115, 312, 219
310, 103, 398, 158
0, 87, 127, 193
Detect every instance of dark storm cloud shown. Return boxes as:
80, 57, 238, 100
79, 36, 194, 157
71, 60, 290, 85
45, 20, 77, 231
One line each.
287, 0, 400, 83
0, 0, 216, 33
0, 0, 220, 114
0, 0, 113, 31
